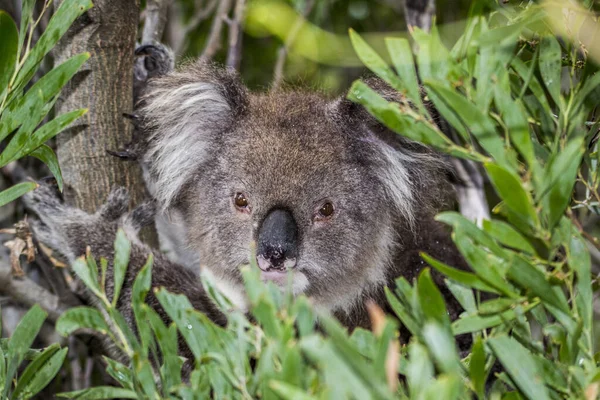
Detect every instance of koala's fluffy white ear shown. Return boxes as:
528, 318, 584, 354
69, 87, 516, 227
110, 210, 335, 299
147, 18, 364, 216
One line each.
139, 62, 248, 210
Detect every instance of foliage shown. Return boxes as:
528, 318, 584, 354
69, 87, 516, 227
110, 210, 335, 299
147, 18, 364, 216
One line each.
56, 230, 404, 399
0, 0, 92, 207
347, 1, 600, 398
0, 305, 68, 398
47, 2, 600, 399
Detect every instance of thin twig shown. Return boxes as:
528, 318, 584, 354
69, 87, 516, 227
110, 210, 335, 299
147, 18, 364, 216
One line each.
225, 0, 245, 71
271, 0, 315, 90
183, 0, 218, 38
142, 0, 173, 44
33, 235, 83, 308
200, 0, 233, 62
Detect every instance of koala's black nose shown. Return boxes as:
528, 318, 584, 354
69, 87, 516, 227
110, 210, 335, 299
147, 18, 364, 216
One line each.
257, 209, 298, 271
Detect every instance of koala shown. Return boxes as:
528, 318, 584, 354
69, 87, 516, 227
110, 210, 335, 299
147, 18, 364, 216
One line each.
27, 46, 467, 350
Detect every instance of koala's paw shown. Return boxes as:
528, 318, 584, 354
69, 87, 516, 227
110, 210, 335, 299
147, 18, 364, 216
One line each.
134, 44, 174, 79
125, 200, 157, 231
99, 187, 130, 221
24, 182, 91, 260
133, 43, 174, 104
24, 183, 153, 261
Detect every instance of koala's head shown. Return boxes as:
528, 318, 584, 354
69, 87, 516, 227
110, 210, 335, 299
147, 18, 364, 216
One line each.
139, 62, 450, 312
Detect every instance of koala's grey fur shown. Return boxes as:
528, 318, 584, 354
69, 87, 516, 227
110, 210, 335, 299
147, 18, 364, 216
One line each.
26, 45, 469, 365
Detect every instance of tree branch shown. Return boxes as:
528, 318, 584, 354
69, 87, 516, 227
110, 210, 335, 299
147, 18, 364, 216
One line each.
451, 158, 490, 227
200, 0, 232, 62
142, 0, 173, 44
0, 260, 69, 323
271, 0, 315, 90
225, 0, 245, 71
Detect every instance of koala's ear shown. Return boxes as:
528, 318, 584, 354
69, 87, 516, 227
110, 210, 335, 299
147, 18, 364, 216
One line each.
139, 62, 248, 210
332, 77, 453, 228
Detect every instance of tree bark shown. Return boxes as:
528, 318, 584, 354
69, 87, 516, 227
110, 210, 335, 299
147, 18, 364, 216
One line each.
53, 0, 157, 245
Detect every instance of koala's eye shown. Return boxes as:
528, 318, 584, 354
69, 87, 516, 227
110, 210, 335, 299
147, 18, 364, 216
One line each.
316, 202, 334, 220
234, 193, 249, 210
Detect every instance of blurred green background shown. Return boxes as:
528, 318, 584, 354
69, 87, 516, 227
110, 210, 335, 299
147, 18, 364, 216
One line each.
165, 0, 477, 93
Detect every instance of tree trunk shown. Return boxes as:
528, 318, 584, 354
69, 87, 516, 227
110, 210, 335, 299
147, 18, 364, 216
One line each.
53, 0, 157, 245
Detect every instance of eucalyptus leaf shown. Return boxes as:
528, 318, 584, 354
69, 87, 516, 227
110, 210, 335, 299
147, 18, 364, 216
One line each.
0, 11, 18, 98
0, 182, 37, 208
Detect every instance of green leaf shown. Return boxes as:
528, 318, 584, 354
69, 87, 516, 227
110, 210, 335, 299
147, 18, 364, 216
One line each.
478, 297, 518, 315
422, 253, 500, 294
17, 0, 34, 51
4, 305, 47, 398
57, 387, 138, 399
0, 11, 18, 99
102, 357, 133, 390
0, 182, 37, 208
436, 212, 506, 257
56, 307, 110, 336
424, 80, 513, 169
299, 335, 375, 400
132, 256, 154, 356
511, 58, 553, 123
0, 108, 87, 167
349, 29, 404, 93
493, 82, 537, 172
318, 314, 392, 398
155, 289, 212, 360
567, 233, 593, 335
484, 163, 538, 228
451, 227, 519, 298
385, 37, 427, 114
0, 53, 89, 142
539, 35, 562, 109
506, 255, 570, 315
417, 269, 449, 326
482, 219, 536, 255
422, 322, 461, 375
487, 335, 551, 400
452, 301, 539, 335
411, 26, 452, 83
406, 342, 434, 397
269, 381, 317, 400
14, 0, 93, 95
30, 145, 63, 192
112, 229, 132, 307
347, 80, 452, 149
539, 138, 584, 229
384, 287, 420, 336
444, 279, 477, 314
11, 345, 67, 400
572, 72, 600, 115
71, 257, 103, 298
469, 338, 487, 399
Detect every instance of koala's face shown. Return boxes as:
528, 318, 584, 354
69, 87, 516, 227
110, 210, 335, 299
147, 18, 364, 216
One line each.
141, 64, 439, 312
180, 93, 400, 310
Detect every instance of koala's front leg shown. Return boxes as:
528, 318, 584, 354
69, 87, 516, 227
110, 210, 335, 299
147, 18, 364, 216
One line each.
24, 183, 226, 331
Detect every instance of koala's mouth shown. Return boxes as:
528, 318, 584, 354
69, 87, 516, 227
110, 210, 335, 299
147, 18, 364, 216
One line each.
259, 269, 292, 285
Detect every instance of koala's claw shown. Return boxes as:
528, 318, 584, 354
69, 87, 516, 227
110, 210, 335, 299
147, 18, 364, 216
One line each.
99, 187, 130, 221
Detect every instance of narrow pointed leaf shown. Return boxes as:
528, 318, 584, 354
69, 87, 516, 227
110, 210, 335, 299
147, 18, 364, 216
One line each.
30, 145, 63, 192
56, 307, 110, 336
112, 229, 132, 306
487, 336, 551, 400
484, 163, 538, 228
0, 182, 37, 208
0, 11, 18, 97
11, 346, 67, 400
